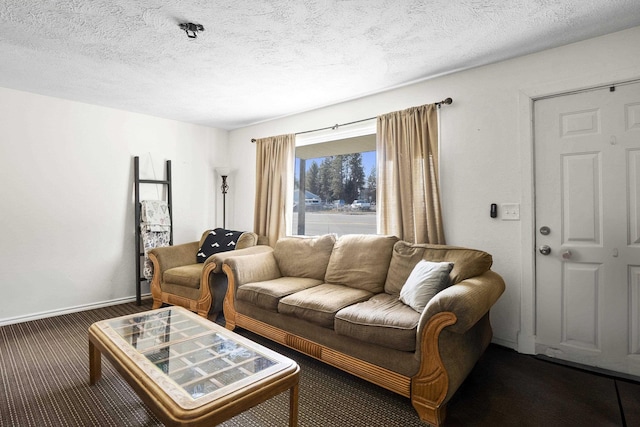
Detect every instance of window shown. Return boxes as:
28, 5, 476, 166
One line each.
293, 128, 377, 236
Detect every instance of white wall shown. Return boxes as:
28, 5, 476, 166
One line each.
226, 26, 640, 350
0, 88, 228, 323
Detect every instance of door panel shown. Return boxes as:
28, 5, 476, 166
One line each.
563, 262, 600, 350
629, 149, 640, 244
631, 266, 640, 355
561, 108, 599, 137
535, 82, 640, 376
562, 153, 601, 245
626, 103, 640, 131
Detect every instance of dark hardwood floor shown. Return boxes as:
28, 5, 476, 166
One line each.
444, 344, 640, 426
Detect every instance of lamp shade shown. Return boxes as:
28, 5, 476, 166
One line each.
215, 167, 232, 177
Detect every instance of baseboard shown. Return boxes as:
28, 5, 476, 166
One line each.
0, 294, 153, 326
535, 354, 640, 384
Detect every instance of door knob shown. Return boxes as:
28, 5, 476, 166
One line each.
539, 245, 551, 255
561, 250, 572, 260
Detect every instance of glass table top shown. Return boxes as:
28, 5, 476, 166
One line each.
96, 306, 294, 408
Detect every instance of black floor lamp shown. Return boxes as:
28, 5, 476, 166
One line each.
216, 168, 231, 228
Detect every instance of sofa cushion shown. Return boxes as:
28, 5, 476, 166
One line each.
278, 284, 373, 329
236, 277, 323, 311
399, 260, 454, 312
335, 293, 420, 352
164, 264, 203, 289
324, 234, 398, 293
385, 241, 493, 295
274, 234, 336, 280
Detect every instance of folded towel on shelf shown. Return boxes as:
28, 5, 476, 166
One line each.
141, 200, 171, 232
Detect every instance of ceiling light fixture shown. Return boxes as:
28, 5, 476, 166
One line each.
179, 23, 204, 39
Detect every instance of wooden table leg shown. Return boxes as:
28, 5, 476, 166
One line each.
289, 382, 299, 427
89, 339, 102, 385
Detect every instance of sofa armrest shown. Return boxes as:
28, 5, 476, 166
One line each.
204, 245, 274, 273
223, 249, 281, 288
221, 249, 281, 331
148, 241, 199, 273
409, 270, 505, 424
419, 270, 506, 336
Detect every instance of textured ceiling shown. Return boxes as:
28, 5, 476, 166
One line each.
1, 1, 639, 129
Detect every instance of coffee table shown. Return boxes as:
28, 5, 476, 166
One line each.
89, 306, 299, 426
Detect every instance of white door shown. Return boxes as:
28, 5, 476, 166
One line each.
534, 81, 640, 376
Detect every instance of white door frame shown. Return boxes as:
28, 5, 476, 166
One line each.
517, 71, 640, 355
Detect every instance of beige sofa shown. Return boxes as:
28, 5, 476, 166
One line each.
218, 234, 505, 426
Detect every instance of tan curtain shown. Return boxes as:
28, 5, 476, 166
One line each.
254, 134, 295, 247
377, 104, 445, 244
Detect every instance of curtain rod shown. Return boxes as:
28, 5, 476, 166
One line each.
251, 97, 452, 142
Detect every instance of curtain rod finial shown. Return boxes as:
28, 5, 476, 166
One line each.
436, 97, 453, 108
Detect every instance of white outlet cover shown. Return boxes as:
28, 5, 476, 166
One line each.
501, 203, 520, 221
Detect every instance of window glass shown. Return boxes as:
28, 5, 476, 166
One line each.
293, 134, 376, 236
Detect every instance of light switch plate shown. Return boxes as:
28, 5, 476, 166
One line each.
501, 203, 520, 221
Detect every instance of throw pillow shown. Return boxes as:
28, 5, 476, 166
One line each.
196, 228, 244, 263
399, 260, 454, 312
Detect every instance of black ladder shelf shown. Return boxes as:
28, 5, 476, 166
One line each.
134, 156, 173, 306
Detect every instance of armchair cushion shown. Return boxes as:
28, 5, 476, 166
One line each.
196, 228, 245, 262
164, 264, 203, 289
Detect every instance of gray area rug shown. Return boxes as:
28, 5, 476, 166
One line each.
0, 301, 425, 427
